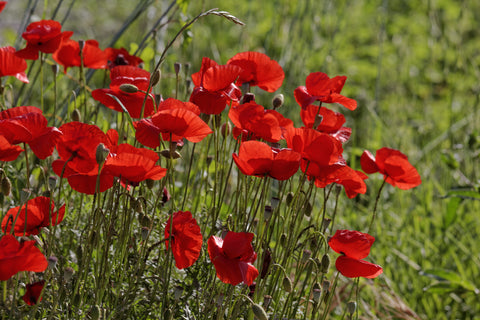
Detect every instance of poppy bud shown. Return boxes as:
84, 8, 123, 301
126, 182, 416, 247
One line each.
320, 253, 330, 273
271, 197, 280, 209
301, 249, 312, 264
282, 276, 293, 292
312, 282, 322, 303
20, 188, 31, 204
313, 114, 323, 129
141, 227, 150, 241
303, 201, 313, 217
322, 218, 331, 231
272, 93, 284, 110
160, 149, 182, 159
88, 305, 101, 320
64, 267, 75, 282
78, 40, 85, 52
119, 83, 139, 93
145, 179, 154, 189
280, 233, 287, 247
260, 248, 272, 279
264, 205, 273, 221
174, 285, 183, 300
321, 280, 330, 292
1, 176, 11, 196
347, 301, 357, 315
251, 303, 268, 320
71, 108, 81, 122
48, 256, 58, 269
51, 64, 59, 75
221, 122, 231, 138
96, 143, 110, 165
48, 176, 57, 190
151, 69, 161, 87
139, 214, 151, 228
286, 192, 294, 206
174, 62, 181, 76
132, 198, 144, 214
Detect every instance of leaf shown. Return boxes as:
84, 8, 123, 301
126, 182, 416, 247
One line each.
441, 188, 480, 201
443, 197, 460, 228
421, 269, 479, 293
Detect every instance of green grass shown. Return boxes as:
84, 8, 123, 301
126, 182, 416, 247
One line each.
1, 0, 479, 319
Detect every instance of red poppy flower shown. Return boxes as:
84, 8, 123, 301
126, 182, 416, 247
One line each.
207, 231, 258, 286
134, 98, 213, 147
0, 2, 6, 13
233, 140, 300, 180
300, 104, 351, 142
53, 122, 115, 194
228, 101, 293, 143
23, 280, 45, 305
189, 57, 242, 114
2, 196, 65, 236
92, 65, 155, 118
164, 211, 202, 269
0, 106, 62, 159
328, 229, 383, 279
0, 135, 23, 161
0, 235, 48, 281
53, 36, 107, 73
105, 47, 143, 69
103, 143, 167, 186
360, 147, 421, 190
0, 46, 29, 83
294, 72, 357, 110
227, 51, 284, 92
16, 20, 73, 60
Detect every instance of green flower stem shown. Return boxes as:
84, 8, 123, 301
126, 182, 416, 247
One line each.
367, 178, 387, 233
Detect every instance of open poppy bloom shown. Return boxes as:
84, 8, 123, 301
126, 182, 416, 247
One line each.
16, 20, 73, 60
233, 140, 300, 181
228, 101, 293, 143
0, 135, 24, 161
53, 122, 115, 194
0, 106, 62, 159
360, 147, 421, 190
328, 229, 383, 278
105, 47, 143, 69
92, 65, 155, 118
0, 46, 29, 83
23, 280, 45, 305
2, 196, 65, 236
0, 2, 6, 14
208, 231, 259, 286
53, 35, 107, 73
0, 235, 48, 281
189, 57, 242, 114
134, 98, 213, 147
300, 104, 351, 143
103, 143, 167, 187
294, 72, 357, 110
227, 51, 284, 92
164, 211, 203, 269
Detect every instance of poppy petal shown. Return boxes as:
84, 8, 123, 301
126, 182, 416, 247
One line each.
335, 255, 383, 279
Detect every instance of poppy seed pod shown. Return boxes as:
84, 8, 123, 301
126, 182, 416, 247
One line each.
272, 93, 284, 109
242, 92, 256, 104
313, 114, 323, 128
303, 201, 313, 217
48, 256, 58, 269
160, 149, 182, 159
63, 266, 75, 282
263, 295, 272, 310
301, 249, 312, 264
119, 83, 139, 93
174, 62, 181, 76
347, 301, 357, 315
251, 303, 268, 320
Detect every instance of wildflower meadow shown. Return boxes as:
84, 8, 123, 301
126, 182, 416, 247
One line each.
0, 1, 479, 319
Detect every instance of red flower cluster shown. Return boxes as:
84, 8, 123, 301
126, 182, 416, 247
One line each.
2, 196, 65, 236
0, 235, 48, 281
360, 147, 421, 190
0, 106, 62, 161
208, 231, 258, 286
328, 229, 383, 278
165, 211, 202, 269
